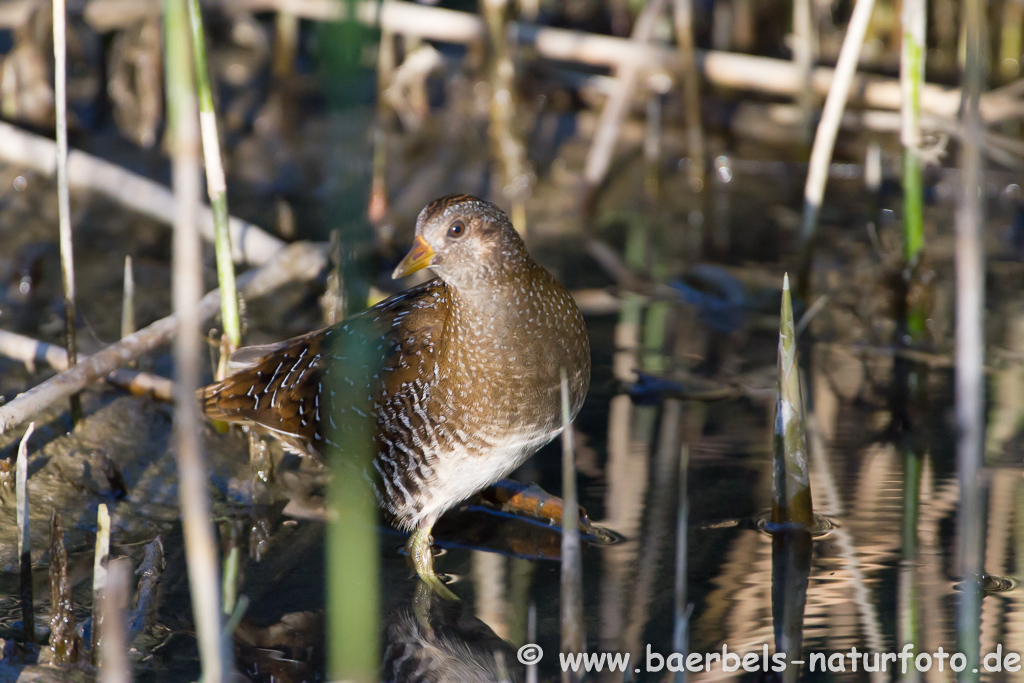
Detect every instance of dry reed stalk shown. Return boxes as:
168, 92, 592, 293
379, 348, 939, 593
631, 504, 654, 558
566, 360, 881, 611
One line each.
121, 256, 135, 339
53, 0, 81, 423
799, 0, 878, 251
955, 0, 987, 678
165, 0, 229, 679
99, 558, 132, 683
90, 503, 111, 664
559, 369, 584, 683
582, 0, 669, 200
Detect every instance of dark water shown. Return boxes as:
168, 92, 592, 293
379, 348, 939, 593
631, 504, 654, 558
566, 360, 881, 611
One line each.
2, 71, 1024, 683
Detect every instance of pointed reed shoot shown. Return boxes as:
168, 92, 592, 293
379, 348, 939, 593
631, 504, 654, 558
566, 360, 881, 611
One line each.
772, 274, 814, 528
187, 0, 241, 359
17, 422, 35, 644
53, 0, 81, 423
90, 503, 111, 664
560, 368, 584, 679
165, 0, 230, 679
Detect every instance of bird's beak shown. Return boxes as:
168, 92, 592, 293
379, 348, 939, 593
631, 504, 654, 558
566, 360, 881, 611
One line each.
392, 236, 436, 279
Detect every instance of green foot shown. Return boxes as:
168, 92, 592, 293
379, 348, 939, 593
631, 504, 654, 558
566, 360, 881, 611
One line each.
407, 527, 459, 600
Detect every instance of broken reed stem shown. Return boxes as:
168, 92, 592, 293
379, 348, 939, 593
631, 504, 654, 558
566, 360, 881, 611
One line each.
165, 0, 230, 680
53, 0, 81, 424
187, 0, 241, 361
559, 369, 584, 681
772, 274, 814, 528
368, 29, 394, 227
17, 422, 35, 644
90, 503, 111, 665
121, 256, 135, 339
671, 444, 690, 683
99, 558, 132, 683
955, 0, 986, 679
222, 522, 240, 616
672, 0, 705, 191
798, 0, 877, 291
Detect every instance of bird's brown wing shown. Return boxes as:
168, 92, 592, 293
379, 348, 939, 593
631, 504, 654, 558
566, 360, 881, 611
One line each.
200, 279, 448, 457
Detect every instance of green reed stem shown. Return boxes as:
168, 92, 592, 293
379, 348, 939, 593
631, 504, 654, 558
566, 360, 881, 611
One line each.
772, 274, 814, 528
187, 0, 241, 354
326, 332, 379, 683
901, 0, 927, 342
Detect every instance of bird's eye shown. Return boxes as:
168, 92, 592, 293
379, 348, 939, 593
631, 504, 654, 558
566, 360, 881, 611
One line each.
448, 221, 466, 238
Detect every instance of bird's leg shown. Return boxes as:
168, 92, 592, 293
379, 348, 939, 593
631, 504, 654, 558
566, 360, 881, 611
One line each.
407, 526, 459, 600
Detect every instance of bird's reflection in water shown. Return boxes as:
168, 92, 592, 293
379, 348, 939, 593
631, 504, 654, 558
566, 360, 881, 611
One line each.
234, 584, 522, 683
382, 585, 522, 683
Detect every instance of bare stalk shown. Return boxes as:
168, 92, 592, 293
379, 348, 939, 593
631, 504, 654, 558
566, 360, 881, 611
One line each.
53, 0, 81, 422
671, 445, 690, 683
672, 0, 705, 190
90, 503, 111, 665
955, 0, 986, 678
559, 369, 584, 683
187, 0, 241, 359
165, 0, 229, 680
99, 559, 132, 683
798, 0, 878, 285
121, 256, 136, 339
